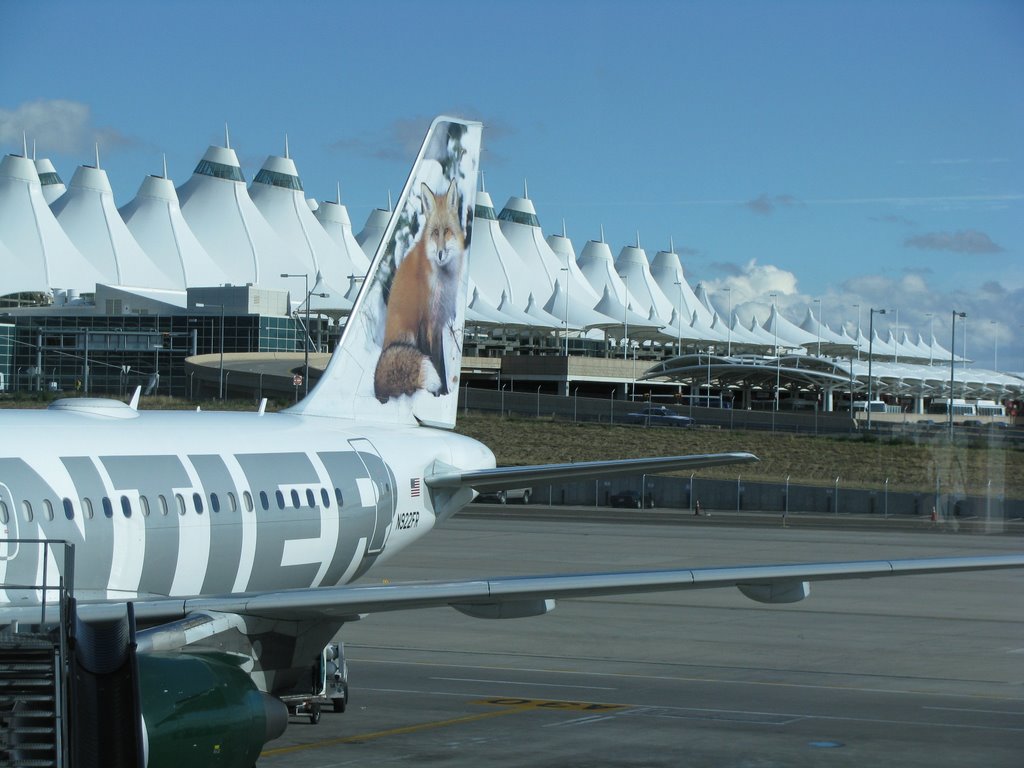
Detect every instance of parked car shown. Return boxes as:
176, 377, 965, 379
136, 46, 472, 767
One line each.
609, 490, 654, 509
625, 405, 695, 428
474, 487, 532, 504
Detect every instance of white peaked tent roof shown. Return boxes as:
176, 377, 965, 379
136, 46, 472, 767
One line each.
51, 162, 173, 288
924, 334, 957, 362
577, 237, 640, 313
856, 329, 899, 358
543, 278, 620, 329
0, 153, 102, 295
177, 144, 312, 293
747, 313, 785, 347
614, 239, 673, 324
499, 193, 615, 328
34, 157, 66, 204
910, 333, 938, 363
898, 331, 932, 362
466, 284, 517, 326
798, 308, 854, 351
497, 289, 564, 330
523, 292, 570, 328
592, 285, 665, 339
249, 152, 351, 312
884, 330, 917, 361
355, 207, 390, 260
545, 225, 602, 306
712, 311, 768, 349
119, 173, 229, 289
314, 195, 371, 273
693, 283, 716, 318
762, 304, 819, 348
688, 309, 730, 344
650, 246, 713, 327
468, 190, 536, 309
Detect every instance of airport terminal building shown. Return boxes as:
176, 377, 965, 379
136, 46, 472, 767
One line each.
1, 137, 1021, 418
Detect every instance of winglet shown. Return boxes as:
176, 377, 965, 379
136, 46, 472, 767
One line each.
128, 386, 142, 410
286, 117, 483, 429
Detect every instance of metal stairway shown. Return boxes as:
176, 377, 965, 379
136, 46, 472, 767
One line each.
0, 541, 74, 768
0, 631, 62, 767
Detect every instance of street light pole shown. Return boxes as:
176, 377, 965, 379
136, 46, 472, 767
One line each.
851, 303, 860, 360
724, 287, 732, 357
674, 280, 683, 356
949, 310, 966, 437
281, 272, 326, 397
618, 273, 629, 361
770, 293, 779, 412
867, 307, 886, 431
814, 298, 821, 357
560, 267, 569, 356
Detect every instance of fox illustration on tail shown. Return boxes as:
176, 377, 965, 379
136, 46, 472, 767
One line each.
285, 116, 481, 430
374, 179, 466, 402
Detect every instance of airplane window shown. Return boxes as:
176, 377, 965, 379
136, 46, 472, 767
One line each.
335, 487, 343, 506
243, 491, 254, 512
22, 500, 33, 522
63, 498, 75, 520
43, 499, 54, 521
193, 493, 204, 514
306, 489, 316, 507
176, 494, 186, 516
0, 500, 8, 524
102, 498, 113, 519
158, 495, 168, 516
259, 491, 269, 511
227, 492, 237, 512
275, 490, 285, 509
83, 498, 94, 519
291, 489, 301, 509
211, 493, 220, 513
140, 496, 150, 517
120, 496, 132, 518
320, 488, 330, 507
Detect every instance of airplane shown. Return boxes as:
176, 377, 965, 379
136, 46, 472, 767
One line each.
0, 116, 1021, 768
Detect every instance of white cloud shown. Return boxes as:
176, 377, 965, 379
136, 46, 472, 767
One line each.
0, 99, 135, 155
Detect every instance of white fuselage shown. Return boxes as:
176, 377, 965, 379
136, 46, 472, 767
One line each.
0, 404, 495, 606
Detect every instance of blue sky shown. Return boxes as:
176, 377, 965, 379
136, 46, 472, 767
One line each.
2, 0, 1021, 370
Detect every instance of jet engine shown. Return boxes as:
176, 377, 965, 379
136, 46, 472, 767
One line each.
136, 653, 288, 768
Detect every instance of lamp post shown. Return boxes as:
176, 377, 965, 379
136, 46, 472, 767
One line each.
867, 307, 886, 431
618, 273, 629, 360
560, 267, 569, 356
814, 298, 821, 357
724, 287, 733, 357
770, 293, 779, 413
852, 303, 861, 360
674, 280, 683, 356
195, 302, 225, 399
949, 310, 966, 437
281, 272, 326, 397
925, 313, 934, 364
893, 307, 900, 364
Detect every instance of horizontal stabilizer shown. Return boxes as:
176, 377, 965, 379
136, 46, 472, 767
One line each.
425, 452, 759, 493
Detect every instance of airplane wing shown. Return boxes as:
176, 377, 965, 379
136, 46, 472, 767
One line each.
60, 553, 1022, 628
426, 452, 759, 492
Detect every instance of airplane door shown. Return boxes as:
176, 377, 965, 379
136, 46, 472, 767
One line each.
347, 439, 395, 555
0, 482, 19, 562
0, 482, 20, 603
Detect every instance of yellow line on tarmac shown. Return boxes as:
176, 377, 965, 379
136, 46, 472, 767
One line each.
260, 704, 533, 758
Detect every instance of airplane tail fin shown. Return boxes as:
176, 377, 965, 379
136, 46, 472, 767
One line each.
287, 116, 482, 428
